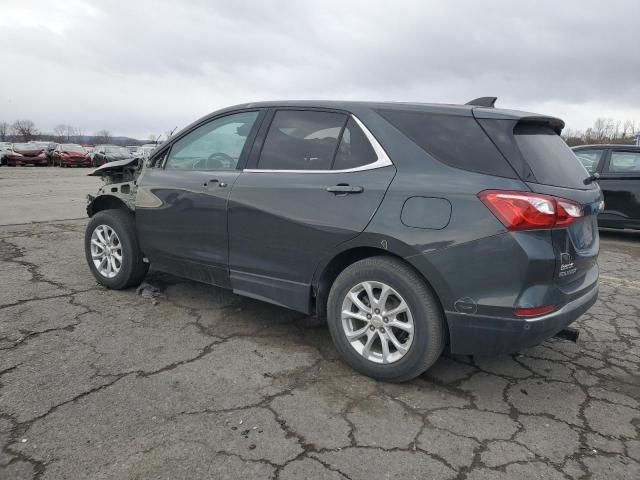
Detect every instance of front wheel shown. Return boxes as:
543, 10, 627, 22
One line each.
84, 209, 149, 289
327, 257, 445, 382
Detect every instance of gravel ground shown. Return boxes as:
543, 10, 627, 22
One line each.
0, 167, 639, 479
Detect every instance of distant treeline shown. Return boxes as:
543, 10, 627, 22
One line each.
562, 118, 638, 147
0, 120, 163, 146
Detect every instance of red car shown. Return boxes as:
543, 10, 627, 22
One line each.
5, 143, 49, 166
52, 144, 92, 167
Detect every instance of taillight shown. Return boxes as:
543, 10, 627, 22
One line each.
478, 190, 582, 231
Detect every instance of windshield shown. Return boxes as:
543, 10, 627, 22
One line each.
105, 146, 130, 156
14, 143, 40, 151
60, 144, 85, 152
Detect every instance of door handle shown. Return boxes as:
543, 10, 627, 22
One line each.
204, 179, 227, 188
326, 184, 364, 195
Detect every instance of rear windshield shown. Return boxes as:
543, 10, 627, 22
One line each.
376, 109, 517, 178
514, 125, 590, 189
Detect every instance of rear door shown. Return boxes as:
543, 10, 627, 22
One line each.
597, 149, 640, 229
227, 108, 396, 313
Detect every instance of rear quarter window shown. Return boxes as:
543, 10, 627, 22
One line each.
608, 151, 640, 173
514, 125, 590, 189
573, 149, 603, 174
376, 109, 517, 178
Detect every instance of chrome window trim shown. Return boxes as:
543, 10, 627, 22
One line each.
243, 114, 393, 174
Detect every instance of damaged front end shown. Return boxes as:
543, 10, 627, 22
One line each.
86, 157, 143, 217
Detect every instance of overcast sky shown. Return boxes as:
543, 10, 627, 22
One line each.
1, 0, 639, 139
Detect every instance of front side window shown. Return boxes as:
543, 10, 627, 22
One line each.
608, 151, 640, 173
258, 110, 347, 170
573, 149, 603, 173
166, 111, 258, 171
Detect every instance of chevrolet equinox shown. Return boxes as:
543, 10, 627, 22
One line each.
84, 98, 601, 382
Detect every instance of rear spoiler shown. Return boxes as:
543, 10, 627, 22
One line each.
465, 97, 497, 108
466, 97, 565, 134
515, 116, 565, 135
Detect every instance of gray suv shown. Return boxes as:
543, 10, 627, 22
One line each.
84, 99, 601, 382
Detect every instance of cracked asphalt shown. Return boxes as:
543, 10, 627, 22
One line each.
1, 168, 639, 479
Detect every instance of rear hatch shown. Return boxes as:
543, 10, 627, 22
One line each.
475, 112, 602, 295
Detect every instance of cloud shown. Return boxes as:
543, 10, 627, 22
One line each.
1, 0, 639, 138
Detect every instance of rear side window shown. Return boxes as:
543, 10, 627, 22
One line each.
258, 110, 347, 170
573, 149, 603, 173
514, 125, 590, 189
608, 151, 640, 173
333, 118, 377, 170
376, 109, 517, 178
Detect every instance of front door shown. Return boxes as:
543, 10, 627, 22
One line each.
135, 110, 262, 286
228, 109, 396, 312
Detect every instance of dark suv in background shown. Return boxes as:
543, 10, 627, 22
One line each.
573, 144, 640, 230
84, 99, 601, 382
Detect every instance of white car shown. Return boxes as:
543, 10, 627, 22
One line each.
0, 142, 12, 166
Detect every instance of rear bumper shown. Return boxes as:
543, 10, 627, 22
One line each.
446, 283, 598, 355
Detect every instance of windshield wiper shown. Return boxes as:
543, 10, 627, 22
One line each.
583, 172, 600, 185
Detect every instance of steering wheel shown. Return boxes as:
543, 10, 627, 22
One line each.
193, 152, 235, 170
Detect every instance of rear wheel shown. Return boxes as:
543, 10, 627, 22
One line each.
84, 209, 148, 289
327, 257, 445, 382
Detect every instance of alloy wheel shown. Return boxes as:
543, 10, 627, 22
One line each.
341, 281, 414, 364
90, 224, 123, 278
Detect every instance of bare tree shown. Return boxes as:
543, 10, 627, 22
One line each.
64, 125, 77, 142
563, 117, 638, 147
0, 122, 8, 141
53, 124, 68, 142
94, 129, 112, 144
11, 120, 38, 142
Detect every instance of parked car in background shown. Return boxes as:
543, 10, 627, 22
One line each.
30, 141, 53, 151
0, 142, 12, 165
52, 144, 91, 167
45, 143, 59, 163
84, 99, 601, 382
5, 143, 49, 166
573, 144, 640, 230
91, 145, 133, 166
132, 143, 158, 159
83, 145, 95, 155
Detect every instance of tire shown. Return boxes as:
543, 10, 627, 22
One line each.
84, 209, 149, 289
327, 256, 445, 382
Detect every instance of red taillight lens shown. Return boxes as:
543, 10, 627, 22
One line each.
478, 190, 582, 230
514, 305, 556, 317
555, 199, 583, 226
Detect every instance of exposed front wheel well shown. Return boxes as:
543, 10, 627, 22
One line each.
87, 195, 132, 217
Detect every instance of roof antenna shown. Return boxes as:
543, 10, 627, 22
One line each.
465, 97, 497, 108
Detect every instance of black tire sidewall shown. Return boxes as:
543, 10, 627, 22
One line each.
84, 210, 143, 289
327, 258, 444, 382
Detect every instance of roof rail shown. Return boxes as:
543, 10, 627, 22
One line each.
465, 97, 497, 108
